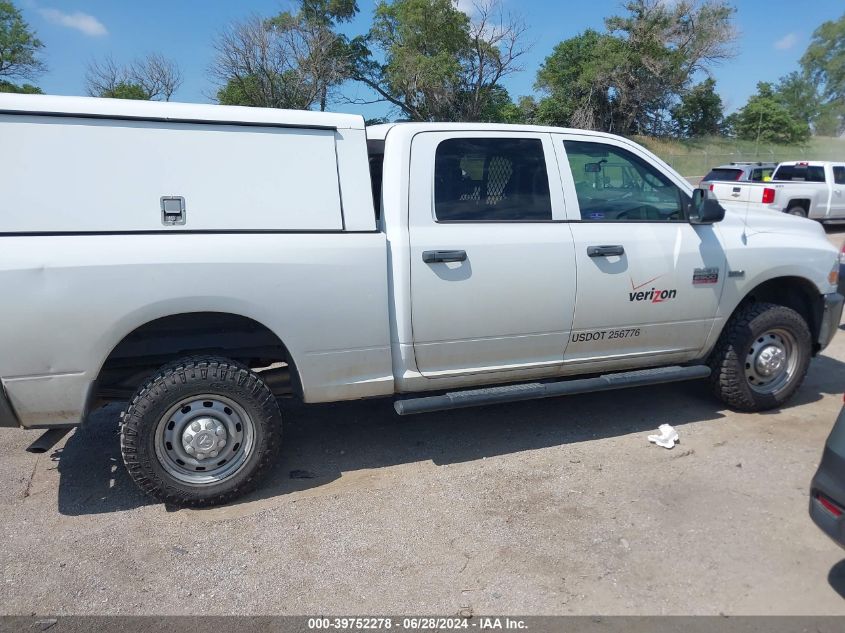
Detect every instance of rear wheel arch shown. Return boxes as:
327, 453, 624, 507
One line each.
786, 199, 810, 216
94, 312, 303, 405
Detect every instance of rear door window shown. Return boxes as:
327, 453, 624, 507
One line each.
703, 168, 742, 181
833, 166, 845, 185
433, 138, 552, 222
773, 165, 826, 182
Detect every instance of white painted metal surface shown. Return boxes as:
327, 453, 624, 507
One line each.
554, 132, 727, 364
407, 130, 576, 377
0, 233, 393, 426
0, 115, 345, 231
0, 93, 364, 129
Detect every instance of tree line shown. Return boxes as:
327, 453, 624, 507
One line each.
1, 0, 843, 143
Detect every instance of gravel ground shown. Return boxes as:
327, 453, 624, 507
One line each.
1, 229, 844, 616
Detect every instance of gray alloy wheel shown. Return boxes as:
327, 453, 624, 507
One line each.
743, 327, 800, 397
154, 394, 256, 485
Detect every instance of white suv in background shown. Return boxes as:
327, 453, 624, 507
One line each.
700, 162, 777, 186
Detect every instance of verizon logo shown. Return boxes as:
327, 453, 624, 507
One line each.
629, 288, 677, 303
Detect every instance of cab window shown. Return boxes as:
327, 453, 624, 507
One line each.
773, 164, 826, 182
433, 138, 552, 222
751, 168, 774, 182
833, 166, 845, 185
563, 140, 685, 222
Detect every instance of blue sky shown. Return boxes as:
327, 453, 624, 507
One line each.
15, 0, 845, 119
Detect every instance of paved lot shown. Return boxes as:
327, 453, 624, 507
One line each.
1, 228, 845, 616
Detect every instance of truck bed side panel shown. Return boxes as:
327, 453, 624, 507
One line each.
0, 233, 393, 427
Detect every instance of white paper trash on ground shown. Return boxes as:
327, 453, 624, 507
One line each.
648, 424, 679, 449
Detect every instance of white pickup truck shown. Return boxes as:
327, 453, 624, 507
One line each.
0, 94, 842, 506
708, 161, 845, 221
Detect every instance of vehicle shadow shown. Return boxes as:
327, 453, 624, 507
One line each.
55, 351, 845, 516
828, 559, 845, 599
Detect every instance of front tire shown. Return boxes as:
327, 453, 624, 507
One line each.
120, 356, 282, 507
709, 303, 811, 411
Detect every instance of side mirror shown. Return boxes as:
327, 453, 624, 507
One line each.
690, 188, 725, 224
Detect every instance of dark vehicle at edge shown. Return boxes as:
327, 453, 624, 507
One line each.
810, 396, 845, 548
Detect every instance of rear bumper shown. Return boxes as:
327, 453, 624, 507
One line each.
810, 405, 845, 548
0, 382, 20, 428
818, 292, 844, 351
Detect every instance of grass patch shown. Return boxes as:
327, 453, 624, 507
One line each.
633, 135, 845, 179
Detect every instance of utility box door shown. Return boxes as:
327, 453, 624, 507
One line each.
0, 115, 343, 232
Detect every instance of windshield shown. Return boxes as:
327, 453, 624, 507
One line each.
703, 168, 743, 181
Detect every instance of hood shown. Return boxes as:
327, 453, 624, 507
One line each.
738, 206, 829, 240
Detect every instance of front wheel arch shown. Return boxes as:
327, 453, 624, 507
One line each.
724, 276, 823, 352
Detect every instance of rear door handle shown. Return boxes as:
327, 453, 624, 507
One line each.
587, 245, 625, 257
423, 249, 467, 263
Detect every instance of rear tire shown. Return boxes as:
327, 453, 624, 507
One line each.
709, 302, 811, 411
120, 356, 282, 507
787, 206, 808, 218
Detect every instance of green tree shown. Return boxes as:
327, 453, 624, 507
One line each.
802, 13, 845, 103
0, 79, 40, 93
814, 102, 844, 137
212, 2, 358, 110
0, 1, 45, 86
100, 82, 149, 100
800, 13, 845, 135
86, 54, 182, 101
534, 0, 736, 134
720, 111, 739, 137
216, 71, 313, 109
732, 82, 810, 144
670, 78, 723, 137
268, 0, 359, 111
348, 0, 529, 121
774, 71, 822, 129
535, 29, 615, 129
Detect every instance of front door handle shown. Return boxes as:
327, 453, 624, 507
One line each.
587, 245, 625, 257
423, 250, 467, 264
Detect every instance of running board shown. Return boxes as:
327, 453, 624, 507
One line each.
393, 365, 711, 416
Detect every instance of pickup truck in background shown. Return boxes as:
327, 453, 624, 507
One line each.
708, 161, 845, 221
0, 94, 842, 507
